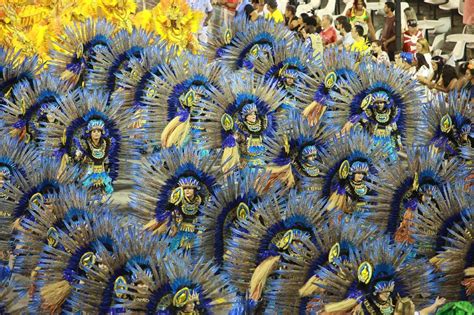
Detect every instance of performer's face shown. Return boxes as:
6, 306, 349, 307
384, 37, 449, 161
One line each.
286, 77, 295, 86
183, 301, 195, 312
354, 172, 364, 182
184, 187, 195, 199
378, 291, 390, 302
375, 101, 386, 111
246, 112, 257, 124
91, 129, 102, 141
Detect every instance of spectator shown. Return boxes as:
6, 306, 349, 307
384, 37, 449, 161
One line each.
395, 51, 415, 74
294, 13, 310, 38
284, 5, 297, 28
403, 19, 423, 54
419, 55, 445, 87
403, 7, 417, 31
244, 4, 259, 21
416, 38, 432, 74
265, 0, 284, 23
334, 16, 349, 46
381, 1, 396, 60
350, 24, 369, 53
414, 53, 431, 80
189, 0, 213, 43
252, 0, 265, 16
340, 21, 354, 50
302, 24, 324, 57
218, 0, 241, 25
320, 14, 337, 45
458, 68, 474, 102
433, 65, 458, 93
346, 0, 376, 40
371, 40, 390, 66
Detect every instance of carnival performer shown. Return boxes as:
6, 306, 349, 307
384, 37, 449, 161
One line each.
203, 16, 243, 61
144, 53, 227, 149
320, 237, 442, 315
0, 263, 27, 314
67, 226, 168, 313
114, 44, 176, 144
133, 0, 204, 53
297, 48, 360, 127
114, 253, 237, 314
1, 74, 71, 145
31, 208, 120, 313
254, 40, 317, 113
332, 62, 421, 161
264, 112, 333, 190
40, 90, 134, 199
225, 190, 326, 312
198, 169, 283, 268
366, 147, 466, 244
316, 131, 386, 214
49, 18, 115, 89
262, 216, 380, 314
87, 28, 156, 96
0, 137, 38, 265
413, 184, 473, 302
195, 73, 285, 172
130, 145, 222, 250
218, 18, 293, 71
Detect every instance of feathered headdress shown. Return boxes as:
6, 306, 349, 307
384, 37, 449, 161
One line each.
315, 131, 386, 213
30, 208, 120, 313
197, 169, 284, 268
0, 263, 28, 314
264, 111, 334, 190
225, 190, 326, 303
416, 90, 473, 163
0, 137, 38, 188
320, 236, 439, 313
295, 48, 360, 127
49, 18, 116, 89
194, 73, 286, 173
0, 48, 42, 100
203, 15, 244, 61
0, 158, 80, 253
115, 253, 237, 313
218, 18, 293, 71
328, 62, 421, 153
1, 74, 72, 144
129, 144, 222, 240
366, 146, 467, 243
263, 216, 380, 314
413, 183, 473, 302
143, 53, 227, 148
39, 89, 135, 189
87, 28, 157, 95
66, 226, 169, 313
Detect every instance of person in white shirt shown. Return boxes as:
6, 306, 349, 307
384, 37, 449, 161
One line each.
189, 0, 213, 43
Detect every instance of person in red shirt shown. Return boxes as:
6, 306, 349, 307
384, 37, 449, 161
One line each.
403, 19, 423, 54
320, 14, 337, 45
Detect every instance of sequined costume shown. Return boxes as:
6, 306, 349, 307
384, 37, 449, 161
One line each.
316, 131, 386, 214
115, 253, 237, 314
143, 53, 227, 149
67, 226, 169, 313
39, 90, 135, 198
320, 237, 439, 315
330, 62, 421, 162
195, 73, 285, 172
130, 145, 222, 250
49, 18, 115, 89
413, 184, 473, 302
366, 147, 466, 244
296, 48, 360, 127
1, 74, 71, 144
225, 190, 326, 311
264, 112, 333, 190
